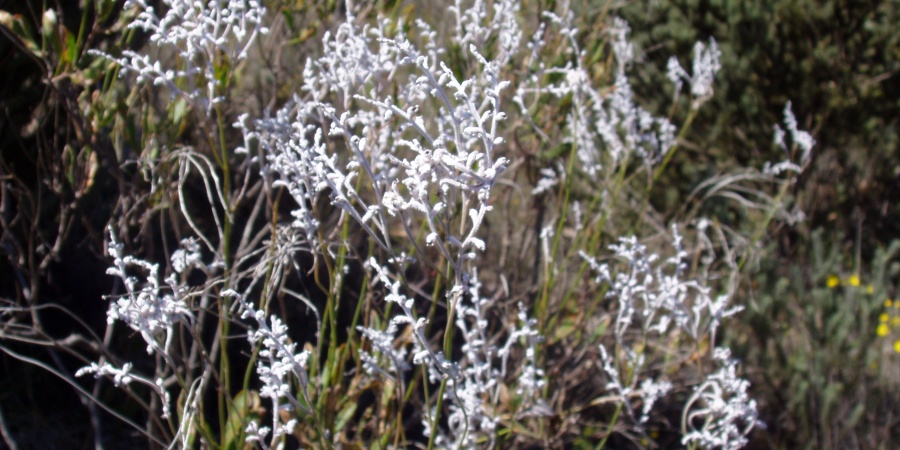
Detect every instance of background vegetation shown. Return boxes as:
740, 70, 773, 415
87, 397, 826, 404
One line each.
616, 1, 900, 447
0, 0, 897, 448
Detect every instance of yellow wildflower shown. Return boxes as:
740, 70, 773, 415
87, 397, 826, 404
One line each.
880, 313, 890, 323
826, 275, 840, 288
895, 340, 900, 353
866, 285, 874, 294
893, 317, 900, 327
877, 324, 889, 337
886, 299, 894, 308
848, 274, 861, 287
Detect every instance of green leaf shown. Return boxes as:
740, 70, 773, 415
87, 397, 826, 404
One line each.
333, 398, 357, 433
223, 390, 263, 450
0, 10, 42, 57
554, 317, 576, 340
540, 142, 573, 162
170, 97, 190, 136
63, 29, 77, 67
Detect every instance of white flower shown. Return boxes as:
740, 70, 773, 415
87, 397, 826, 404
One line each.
76, 361, 172, 419
682, 348, 763, 450
93, 0, 268, 115
105, 227, 193, 355
665, 38, 721, 109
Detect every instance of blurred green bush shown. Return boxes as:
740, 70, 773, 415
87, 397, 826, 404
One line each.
618, 0, 899, 252
741, 232, 899, 448
615, 0, 900, 447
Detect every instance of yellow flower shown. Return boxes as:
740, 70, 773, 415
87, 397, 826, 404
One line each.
866, 285, 874, 294
895, 340, 900, 353
848, 274, 861, 287
893, 317, 900, 327
880, 313, 890, 323
826, 275, 840, 288
877, 324, 890, 337
886, 299, 894, 308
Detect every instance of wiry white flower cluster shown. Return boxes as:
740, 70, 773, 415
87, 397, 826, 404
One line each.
360, 258, 455, 381
356, 258, 493, 447
682, 348, 762, 450
75, 0, 773, 446
169, 237, 203, 274
501, 304, 545, 398
515, 12, 678, 175
667, 39, 722, 108
232, 291, 310, 445
597, 344, 672, 426
233, 3, 547, 447
766, 101, 815, 175
104, 226, 193, 355
356, 318, 410, 381
75, 229, 201, 422
76, 361, 135, 387
583, 226, 756, 440
581, 226, 742, 342
76, 361, 173, 419
531, 162, 565, 195
251, 14, 512, 265
93, 0, 267, 114
250, 99, 337, 248
449, 0, 522, 68
432, 276, 502, 449
421, 290, 547, 449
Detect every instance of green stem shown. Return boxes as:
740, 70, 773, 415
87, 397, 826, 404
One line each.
209, 82, 234, 444
595, 402, 622, 450
426, 378, 449, 450
633, 108, 699, 234
738, 175, 793, 272
536, 134, 580, 334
